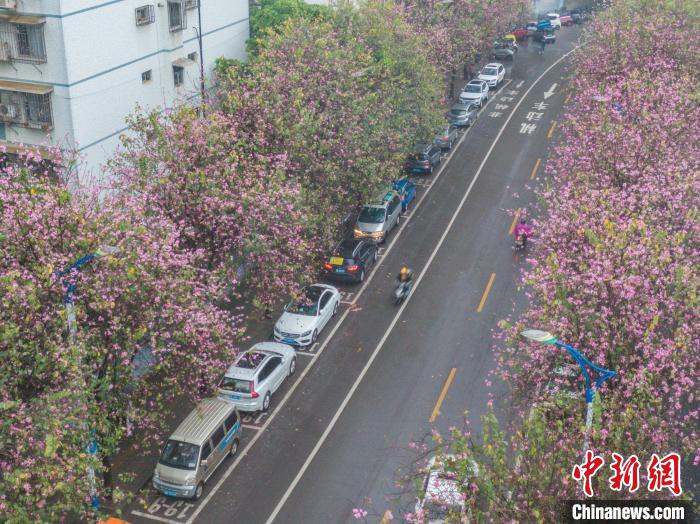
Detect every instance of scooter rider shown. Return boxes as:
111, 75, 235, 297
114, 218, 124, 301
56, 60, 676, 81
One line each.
513, 218, 533, 247
396, 266, 414, 296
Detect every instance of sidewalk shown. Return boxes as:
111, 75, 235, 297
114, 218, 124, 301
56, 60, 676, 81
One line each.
105, 306, 277, 517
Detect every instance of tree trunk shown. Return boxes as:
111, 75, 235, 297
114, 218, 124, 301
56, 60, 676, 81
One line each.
102, 455, 114, 502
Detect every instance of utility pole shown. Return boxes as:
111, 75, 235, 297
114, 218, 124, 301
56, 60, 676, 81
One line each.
196, 0, 205, 117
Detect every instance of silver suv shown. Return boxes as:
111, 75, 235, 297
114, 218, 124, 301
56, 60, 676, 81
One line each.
217, 342, 296, 412
354, 188, 402, 244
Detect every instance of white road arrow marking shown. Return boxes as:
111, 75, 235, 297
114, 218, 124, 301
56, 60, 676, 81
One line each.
543, 83, 558, 99
516, 80, 524, 89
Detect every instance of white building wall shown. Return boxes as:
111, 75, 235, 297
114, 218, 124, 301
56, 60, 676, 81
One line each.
0, 0, 248, 179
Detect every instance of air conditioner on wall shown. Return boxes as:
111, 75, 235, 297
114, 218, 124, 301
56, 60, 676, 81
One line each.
0, 103, 20, 120
0, 0, 18, 10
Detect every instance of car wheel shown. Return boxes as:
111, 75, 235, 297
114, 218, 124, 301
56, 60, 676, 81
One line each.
262, 392, 271, 412
373, 250, 378, 262
288, 357, 296, 376
311, 329, 318, 343
229, 438, 239, 457
194, 482, 203, 500
359, 270, 365, 282
428, 165, 433, 175
332, 301, 338, 316
396, 214, 400, 226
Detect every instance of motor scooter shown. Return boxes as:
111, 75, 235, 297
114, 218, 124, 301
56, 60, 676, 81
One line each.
393, 281, 411, 305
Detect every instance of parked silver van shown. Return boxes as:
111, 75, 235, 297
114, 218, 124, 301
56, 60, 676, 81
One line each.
153, 397, 241, 499
353, 187, 402, 244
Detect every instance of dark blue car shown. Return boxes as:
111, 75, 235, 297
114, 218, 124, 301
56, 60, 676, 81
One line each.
392, 179, 417, 212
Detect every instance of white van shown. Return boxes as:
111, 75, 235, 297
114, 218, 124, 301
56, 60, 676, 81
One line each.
153, 398, 241, 499
547, 13, 562, 29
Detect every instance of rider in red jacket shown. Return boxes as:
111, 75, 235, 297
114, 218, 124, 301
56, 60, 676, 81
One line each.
514, 218, 533, 246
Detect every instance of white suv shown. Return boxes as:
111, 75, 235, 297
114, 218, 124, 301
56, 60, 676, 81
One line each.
478, 63, 505, 88
459, 80, 489, 108
217, 342, 296, 412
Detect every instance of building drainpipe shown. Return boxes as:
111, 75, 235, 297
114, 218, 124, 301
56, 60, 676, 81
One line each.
197, 0, 205, 117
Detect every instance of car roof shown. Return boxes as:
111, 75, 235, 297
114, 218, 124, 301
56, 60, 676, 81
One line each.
392, 179, 414, 191
466, 79, 483, 86
170, 398, 236, 446
413, 142, 432, 152
335, 238, 362, 256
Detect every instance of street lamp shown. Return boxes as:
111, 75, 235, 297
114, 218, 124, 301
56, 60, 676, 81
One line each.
520, 329, 616, 456
56, 245, 120, 510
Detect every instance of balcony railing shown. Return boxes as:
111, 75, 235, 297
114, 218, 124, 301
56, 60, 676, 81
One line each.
0, 87, 53, 129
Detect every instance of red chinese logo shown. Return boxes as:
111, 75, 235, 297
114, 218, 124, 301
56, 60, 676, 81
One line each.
647, 453, 682, 496
572, 450, 605, 497
609, 453, 640, 492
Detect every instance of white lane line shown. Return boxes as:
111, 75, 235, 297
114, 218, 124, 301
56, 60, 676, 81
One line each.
131, 510, 182, 524
264, 46, 581, 524
241, 424, 262, 430
183, 78, 491, 524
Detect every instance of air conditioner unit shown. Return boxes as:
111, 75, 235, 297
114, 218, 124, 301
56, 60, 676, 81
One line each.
0, 103, 20, 120
0, 41, 13, 61
0, 0, 18, 10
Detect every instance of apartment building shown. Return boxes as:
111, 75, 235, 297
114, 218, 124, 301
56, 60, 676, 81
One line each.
0, 0, 248, 178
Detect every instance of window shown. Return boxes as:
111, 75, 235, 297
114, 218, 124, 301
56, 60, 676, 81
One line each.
187, 51, 197, 62
24, 93, 52, 128
141, 70, 152, 83
135, 5, 155, 26
224, 411, 239, 433
168, 1, 185, 31
173, 65, 184, 87
184, 0, 198, 9
200, 441, 211, 461
319, 292, 331, 310
211, 425, 225, 448
13, 24, 46, 63
257, 360, 273, 382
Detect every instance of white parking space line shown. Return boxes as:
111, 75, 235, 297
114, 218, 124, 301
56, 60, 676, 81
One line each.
255, 413, 265, 424
131, 510, 183, 524
183, 75, 514, 524
264, 48, 580, 524
241, 424, 262, 431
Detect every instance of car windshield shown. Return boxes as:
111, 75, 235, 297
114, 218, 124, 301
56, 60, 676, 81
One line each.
219, 376, 252, 393
159, 440, 199, 470
451, 110, 466, 116
359, 206, 386, 224
483, 68, 498, 76
287, 287, 322, 315
335, 240, 358, 258
465, 84, 481, 93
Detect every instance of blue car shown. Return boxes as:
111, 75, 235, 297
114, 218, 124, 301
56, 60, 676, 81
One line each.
392, 179, 417, 212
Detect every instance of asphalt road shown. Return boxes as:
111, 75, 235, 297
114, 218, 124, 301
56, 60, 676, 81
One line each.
128, 26, 583, 524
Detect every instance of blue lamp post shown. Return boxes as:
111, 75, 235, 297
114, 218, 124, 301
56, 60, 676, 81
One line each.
520, 329, 616, 456
56, 245, 119, 510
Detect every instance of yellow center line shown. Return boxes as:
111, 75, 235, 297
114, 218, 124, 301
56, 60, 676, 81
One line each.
476, 273, 496, 313
508, 208, 521, 235
547, 121, 558, 139
430, 367, 457, 423
530, 158, 542, 180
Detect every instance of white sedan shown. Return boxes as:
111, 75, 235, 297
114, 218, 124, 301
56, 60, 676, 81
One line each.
478, 63, 505, 88
273, 284, 340, 346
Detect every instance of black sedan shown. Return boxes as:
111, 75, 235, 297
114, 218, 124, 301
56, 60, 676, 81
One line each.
323, 238, 378, 283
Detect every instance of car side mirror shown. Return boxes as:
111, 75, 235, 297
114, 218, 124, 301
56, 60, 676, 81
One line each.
201, 459, 209, 468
